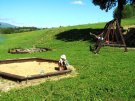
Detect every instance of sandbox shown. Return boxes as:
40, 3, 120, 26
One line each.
0, 58, 71, 82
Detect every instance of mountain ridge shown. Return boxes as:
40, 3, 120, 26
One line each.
0, 22, 16, 28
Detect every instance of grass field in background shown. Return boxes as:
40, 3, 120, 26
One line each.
0, 18, 135, 101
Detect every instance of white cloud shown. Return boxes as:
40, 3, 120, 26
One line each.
71, 0, 84, 5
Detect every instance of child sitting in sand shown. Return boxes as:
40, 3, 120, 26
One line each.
90, 32, 104, 53
58, 54, 69, 71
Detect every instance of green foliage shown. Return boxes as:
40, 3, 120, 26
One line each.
0, 28, 14, 34
92, 0, 117, 11
114, 4, 135, 19
92, 0, 135, 26
92, 0, 134, 11
0, 18, 135, 100
0, 27, 39, 34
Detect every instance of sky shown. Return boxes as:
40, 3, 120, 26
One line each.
0, 0, 116, 28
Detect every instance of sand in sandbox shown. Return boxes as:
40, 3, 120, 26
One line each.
0, 61, 58, 77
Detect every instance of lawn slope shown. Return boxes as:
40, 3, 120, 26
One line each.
0, 18, 135, 101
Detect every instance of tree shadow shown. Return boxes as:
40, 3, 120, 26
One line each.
55, 28, 103, 42
124, 28, 135, 47
55, 27, 135, 50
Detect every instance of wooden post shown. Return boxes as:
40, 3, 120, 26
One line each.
116, 19, 128, 52
94, 40, 104, 54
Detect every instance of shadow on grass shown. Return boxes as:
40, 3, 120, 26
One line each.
55, 27, 135, 48
55, 28, 103, 42
124, 28, 135, 47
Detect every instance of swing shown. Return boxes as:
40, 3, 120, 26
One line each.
90, 19, 127, 54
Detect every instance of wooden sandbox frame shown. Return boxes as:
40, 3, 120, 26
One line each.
0, 58, 72, 82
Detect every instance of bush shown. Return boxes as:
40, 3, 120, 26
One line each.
0, 28, 14, 34
113, 4, 135, 19
0, 27, 39, 34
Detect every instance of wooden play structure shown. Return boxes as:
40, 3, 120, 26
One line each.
91, 19, 128, 53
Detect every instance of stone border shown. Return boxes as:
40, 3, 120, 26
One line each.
8, 47, 51, 54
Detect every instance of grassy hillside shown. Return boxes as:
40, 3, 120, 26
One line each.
0, 18, 135, 101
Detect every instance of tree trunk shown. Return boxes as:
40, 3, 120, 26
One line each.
133, 0, 135, 4
117, 0, 124, 27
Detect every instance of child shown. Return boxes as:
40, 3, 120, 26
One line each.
90, 32, 104, 53
58, 54, 69, 71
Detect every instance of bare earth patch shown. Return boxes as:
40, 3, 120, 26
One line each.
124, 25, 135, 30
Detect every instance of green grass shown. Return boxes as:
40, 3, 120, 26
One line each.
0, 18, 135, 101
122, 17, 135, 26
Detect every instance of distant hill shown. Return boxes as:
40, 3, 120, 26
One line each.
0, 22, 16, 28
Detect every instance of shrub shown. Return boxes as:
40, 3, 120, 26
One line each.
113, 4, 135, 19
0, 27, 39, 34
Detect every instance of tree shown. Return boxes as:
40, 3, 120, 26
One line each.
92, 0, 135, 26
114, 4, 135, 19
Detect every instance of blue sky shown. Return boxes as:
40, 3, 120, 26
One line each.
0, 0, 116, 28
